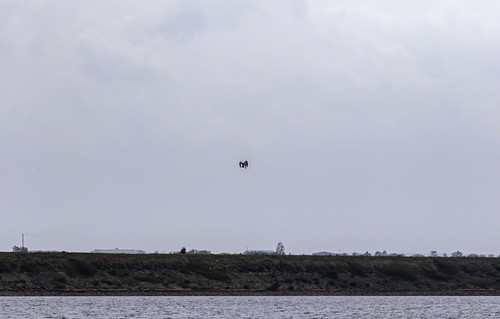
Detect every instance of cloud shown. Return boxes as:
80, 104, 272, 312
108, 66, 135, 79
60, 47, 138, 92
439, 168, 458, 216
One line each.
1, 0, 500, 253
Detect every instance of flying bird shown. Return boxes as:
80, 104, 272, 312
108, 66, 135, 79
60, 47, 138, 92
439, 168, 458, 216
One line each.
239, 160, 248, 169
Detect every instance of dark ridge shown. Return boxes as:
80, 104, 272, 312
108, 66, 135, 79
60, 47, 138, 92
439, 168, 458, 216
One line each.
1, 253, 500, 296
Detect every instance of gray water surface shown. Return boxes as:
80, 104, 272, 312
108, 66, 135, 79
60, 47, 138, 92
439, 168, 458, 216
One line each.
1, 296, 499, 318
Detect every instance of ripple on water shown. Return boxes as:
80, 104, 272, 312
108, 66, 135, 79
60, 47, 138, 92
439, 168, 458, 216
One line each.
1, 296, 500, 318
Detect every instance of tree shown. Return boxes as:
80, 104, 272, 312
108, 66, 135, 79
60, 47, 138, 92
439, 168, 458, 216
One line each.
276, 242, 285, 255
12, 246, 28, 253
180, 247, 186, 254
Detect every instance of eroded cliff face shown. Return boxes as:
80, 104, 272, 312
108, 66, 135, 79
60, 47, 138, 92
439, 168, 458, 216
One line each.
1, 253, 500, 296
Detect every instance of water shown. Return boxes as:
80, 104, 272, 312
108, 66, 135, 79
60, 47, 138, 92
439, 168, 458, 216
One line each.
1, 296, 499, 318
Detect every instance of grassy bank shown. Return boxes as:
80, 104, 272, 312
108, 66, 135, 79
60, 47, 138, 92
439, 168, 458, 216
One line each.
1, 253, 500, 295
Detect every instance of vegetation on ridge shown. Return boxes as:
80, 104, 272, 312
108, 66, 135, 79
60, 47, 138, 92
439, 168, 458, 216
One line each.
1, 253, 500, 295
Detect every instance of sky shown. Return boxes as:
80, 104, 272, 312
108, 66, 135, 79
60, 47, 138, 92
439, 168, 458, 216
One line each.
1, 0, 500, 255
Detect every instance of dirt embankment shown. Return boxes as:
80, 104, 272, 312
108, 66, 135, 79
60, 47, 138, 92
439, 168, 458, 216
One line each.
1, 253, 500, 296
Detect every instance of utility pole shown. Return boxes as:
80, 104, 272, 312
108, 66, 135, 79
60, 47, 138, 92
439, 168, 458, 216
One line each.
22, 233, 25, 249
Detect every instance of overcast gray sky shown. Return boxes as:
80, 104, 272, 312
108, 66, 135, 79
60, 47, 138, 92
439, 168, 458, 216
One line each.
1, 0, 500, 255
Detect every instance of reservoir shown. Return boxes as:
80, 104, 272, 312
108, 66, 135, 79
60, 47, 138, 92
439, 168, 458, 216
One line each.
1, 296, 499, 318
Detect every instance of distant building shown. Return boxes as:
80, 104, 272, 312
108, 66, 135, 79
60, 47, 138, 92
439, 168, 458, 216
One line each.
187, 249, 211, 255
243, 250, 275, 255
92, 248, 146, 254
312, 251, 338, 256
29, 250, 60, 253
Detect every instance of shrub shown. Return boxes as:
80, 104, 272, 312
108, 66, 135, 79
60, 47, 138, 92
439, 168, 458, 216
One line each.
378, 263, 417, 281
20, 260, 40, 274
133, 273, 164, 284
471, 279, 493, 289
0, 261, 12, 273
51, 275, 68, 289
196, 269, 231, 282
323, 271, 338, 280
65, 259, 97, 277
187, 262, 231, 282
422, 268, 450, 281
348, 262, 367, 277
267, 280, 280, 291
434, 261, 460, 276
